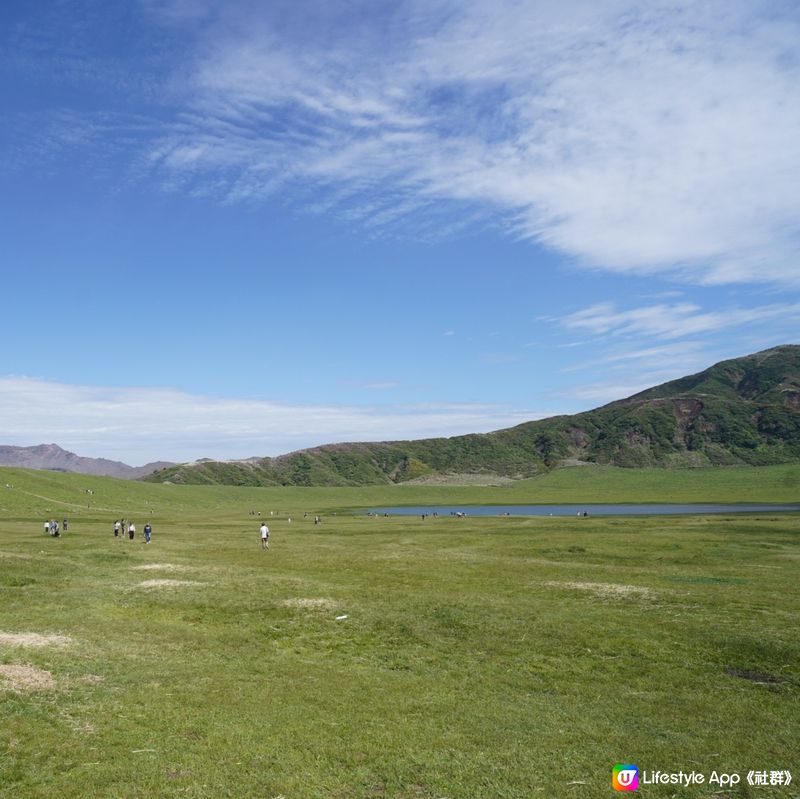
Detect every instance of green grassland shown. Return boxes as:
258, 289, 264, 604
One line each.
2, 463, 800, 521
1, 466, 799, 798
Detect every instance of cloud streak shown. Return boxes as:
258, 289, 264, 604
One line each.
139, 0, 800, 285
556, 301, 800, 340
0, 377, 541, 464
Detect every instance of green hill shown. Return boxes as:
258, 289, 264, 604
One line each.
144, 345, 800, 487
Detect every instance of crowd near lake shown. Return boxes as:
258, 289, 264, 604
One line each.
369, 503, 800, 517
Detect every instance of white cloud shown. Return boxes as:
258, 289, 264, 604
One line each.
557, 301, 800, 340
560, 377, 671, 406
139, 0, 800, 285
554, 361, 714, 405
0, 377, 540, 464
9, 2, 798, 285
362, 382, 399, 390
547, 297, 799, 402
560, 341, 706, 373
561, 382, 651, 405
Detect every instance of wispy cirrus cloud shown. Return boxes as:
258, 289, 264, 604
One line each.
560, 341, 706, 374
547, 299, 798, 401
6, 1, 798, 284
557, 373, 684, 405
556, 301, 800, 341
0, 377, 541, 464
137, 0, 800, 285
361, 382, 399, 391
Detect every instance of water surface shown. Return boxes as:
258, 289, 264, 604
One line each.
368, 504, 800, 517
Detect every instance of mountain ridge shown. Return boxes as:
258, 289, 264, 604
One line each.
143, 344, 800, 486
0, 444, 173, 479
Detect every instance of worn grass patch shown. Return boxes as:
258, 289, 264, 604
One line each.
0, 664, 56, 691
132, 563, 197, 572
136, 579, 206, 588
543, 580, 658, 599
0, 631, 72, 648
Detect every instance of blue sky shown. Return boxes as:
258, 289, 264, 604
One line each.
1, 0, 799, 464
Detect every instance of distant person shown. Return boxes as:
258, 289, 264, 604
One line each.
114, 520, 121, 538
144, 522, 152, 544
52, 520, 60, 537
43, 520, 50, 535
129, 522, 135, 541
260, 523, 270, 549
63, 519, 68, 532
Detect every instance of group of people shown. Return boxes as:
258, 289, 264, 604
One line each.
113, 519, 152, 543
40, 510, 331, 550
43, 518, 67, 536
44, 510, 322, 551
258, 512, 324, 549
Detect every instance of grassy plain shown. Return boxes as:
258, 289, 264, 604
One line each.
1, 465, 799, 798
2, 463, 800, 521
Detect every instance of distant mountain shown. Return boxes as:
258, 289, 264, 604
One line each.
0, 444, 173, 479
144, 345, 800, 487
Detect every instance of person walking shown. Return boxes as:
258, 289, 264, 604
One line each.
260, 522, 270, 549
144, 522, 152, 544
128, 522, 135, 541
114, 520, 121, 538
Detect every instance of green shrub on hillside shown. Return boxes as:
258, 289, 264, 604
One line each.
142, 346, 800, 487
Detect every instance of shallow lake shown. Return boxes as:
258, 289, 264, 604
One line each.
368, 503, 800, 517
